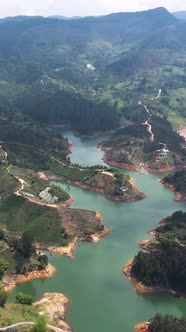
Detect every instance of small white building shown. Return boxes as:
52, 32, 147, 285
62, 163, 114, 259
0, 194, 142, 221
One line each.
120, 187, 129, 192
86, 64, 95, 71
159, 151, 168, 158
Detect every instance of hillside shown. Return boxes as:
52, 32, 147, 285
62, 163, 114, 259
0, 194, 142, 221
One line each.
99, 116, 186, 172
0, 7, 185, 134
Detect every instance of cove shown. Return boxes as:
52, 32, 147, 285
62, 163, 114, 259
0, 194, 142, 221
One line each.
10, 130, 186, 332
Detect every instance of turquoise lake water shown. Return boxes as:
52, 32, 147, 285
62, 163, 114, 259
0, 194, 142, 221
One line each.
10, 130, 186, 332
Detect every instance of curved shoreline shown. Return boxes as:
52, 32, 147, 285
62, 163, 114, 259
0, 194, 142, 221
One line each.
159, 178, 185, 202
102, 157, 140, 173
3, 264, 56, 292
36, 226, 110, 258
144, 165, 186, 173
122, 259, 177, 296
3, 226, 109, 291
101, 154, 186, 174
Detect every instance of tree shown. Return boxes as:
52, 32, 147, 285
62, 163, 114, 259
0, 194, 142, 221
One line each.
38, 255, 48, 269
16, 292, 33, 305
22, 231, 35, 258
0, 258, 8, 279
31, 316, 48, 332
0, 287, 8, 307
0, 229, 4, 240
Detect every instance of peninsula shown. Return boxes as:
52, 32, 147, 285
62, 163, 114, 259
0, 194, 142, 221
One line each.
123, 211, 186, 297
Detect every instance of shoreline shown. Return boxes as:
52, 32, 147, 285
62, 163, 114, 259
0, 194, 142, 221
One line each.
101, 154, 186, 174
122, 259, 177, 296
51, 124, 118, 138
178, 128, 186, 139
3, 264, 56, 292
3, 226, 109, 291
68, 143, 73, 154
144, 165, 186, 173
40, 172, 145, 202
36, 226, 110, 258
159, 178, 185, 201
137, 239, 156, 252
102, 157, 141, 173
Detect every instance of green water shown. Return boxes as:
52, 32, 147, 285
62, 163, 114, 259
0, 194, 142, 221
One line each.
10, 130, 186, 332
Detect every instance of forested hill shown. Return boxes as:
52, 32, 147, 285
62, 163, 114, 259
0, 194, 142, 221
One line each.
0, 7, 185, 133
147, 314, 186, 332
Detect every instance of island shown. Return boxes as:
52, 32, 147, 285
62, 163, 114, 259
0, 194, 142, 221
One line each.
123, 211, 186, 297
160, 169, 186, 201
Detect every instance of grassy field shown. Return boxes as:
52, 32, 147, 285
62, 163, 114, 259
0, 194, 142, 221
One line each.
0, 240, 16, 275
0, 195, 69, 246
49, 159, 97, 181
0, 303, 38, 328
0, 166, 18, 198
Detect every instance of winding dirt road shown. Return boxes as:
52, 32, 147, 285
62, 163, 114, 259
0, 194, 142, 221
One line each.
0, 321, 68, 332
140, 89, 169, 150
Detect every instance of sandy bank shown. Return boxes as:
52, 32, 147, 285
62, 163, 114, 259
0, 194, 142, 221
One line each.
159, 178, 185, 202
147, 229, 158, 237
3, 264, 56, 292
178, 128, 186, 139
88, 227, 110, 243
122, 259, 177, 296
137, 240, 155, 252
36, 239, 78, 258
63, 196, 75, 207
36, 226, 110, 258
144, 165, 186, 173
68, 143, 73, 154
102, 156, 186, 174
135, 322, 149, 332
102, 157, 140, 172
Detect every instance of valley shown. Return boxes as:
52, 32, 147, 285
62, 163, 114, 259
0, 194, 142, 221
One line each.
0, 6, 185, 332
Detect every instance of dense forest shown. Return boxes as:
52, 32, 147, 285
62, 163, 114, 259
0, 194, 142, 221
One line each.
132, 246, 186, 291
0, 114, 69, 155
163, 169, 186, 195
148, 314, 186, 332
17, 90, 120, 134
131, 211, 186, 292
